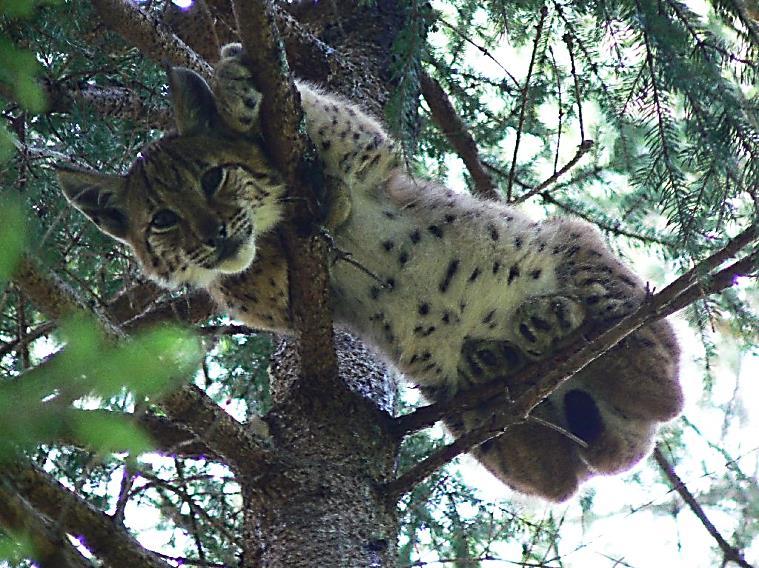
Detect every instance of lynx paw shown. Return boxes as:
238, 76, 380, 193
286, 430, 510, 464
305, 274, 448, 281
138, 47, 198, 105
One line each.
511, 295, 586, 359
458, 338, 527, 386
213, 43, 262, 134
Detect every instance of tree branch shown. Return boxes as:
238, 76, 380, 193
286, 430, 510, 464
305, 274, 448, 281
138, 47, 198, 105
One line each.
507, 6, 548, 201
654, 446, 755, 568
419, 71, 498, 200
1, 461, 170, 568
159, 385, 274, 472
513, 140, 594, 204
9, 246, 276, 501
50, 408, 219, 461
386, 228, 758, 497
0, 484, 92, 568
91, 0, 212, 80
232, 0, 339, 386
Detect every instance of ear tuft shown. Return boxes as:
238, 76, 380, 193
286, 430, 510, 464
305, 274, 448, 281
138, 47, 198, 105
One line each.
169, 67, 219, 135
57, 166, 130, 241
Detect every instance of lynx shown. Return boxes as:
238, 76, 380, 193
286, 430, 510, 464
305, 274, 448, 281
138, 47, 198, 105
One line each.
57, 45, 682, 501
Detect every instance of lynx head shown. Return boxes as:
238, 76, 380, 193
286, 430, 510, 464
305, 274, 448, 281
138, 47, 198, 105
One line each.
57, 68, 284, 288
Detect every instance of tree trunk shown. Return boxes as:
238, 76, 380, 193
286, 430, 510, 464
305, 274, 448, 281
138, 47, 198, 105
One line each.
241, 332, 400, 567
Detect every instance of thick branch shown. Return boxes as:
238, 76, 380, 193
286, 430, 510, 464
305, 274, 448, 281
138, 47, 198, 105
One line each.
420, 72, 498, 200
54, 409, 219, 461
232, 0, 339, 385
10, 249, 273, 481
654, 446, 754, 568
2, 461, 169, 568
159, 385, 275, 472
91, 0, 212, 80
163, 0, 220, 64
0, 81, 169, 127
0, 485, 92, 568
386, 230, 758, 497
12, 256, 123, 339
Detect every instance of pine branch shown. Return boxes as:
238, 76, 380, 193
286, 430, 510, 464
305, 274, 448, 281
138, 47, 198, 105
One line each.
1, 460, 170, 568
419, 71, 498, 200
232, 0, 339, 387
654, 446, 755, 568
386, 228, 758, 497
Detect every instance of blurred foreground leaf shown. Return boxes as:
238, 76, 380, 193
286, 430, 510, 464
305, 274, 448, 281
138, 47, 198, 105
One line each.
0, 196, 26, 284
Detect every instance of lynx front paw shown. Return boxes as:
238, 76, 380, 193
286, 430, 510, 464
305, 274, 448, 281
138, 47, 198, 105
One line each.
213, 43, 262, 134
511, 295, 586, 359
458, 338, 527, 386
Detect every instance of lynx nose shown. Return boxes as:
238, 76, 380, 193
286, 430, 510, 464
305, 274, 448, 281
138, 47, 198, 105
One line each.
203, 222, 228, 248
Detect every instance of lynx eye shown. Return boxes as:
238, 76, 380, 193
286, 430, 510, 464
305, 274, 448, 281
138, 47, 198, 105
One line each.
150, 209, 179, 230
201, 167, 225, 197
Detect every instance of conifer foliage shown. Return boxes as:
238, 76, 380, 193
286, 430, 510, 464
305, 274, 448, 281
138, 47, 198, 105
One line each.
0, 0, 756, 566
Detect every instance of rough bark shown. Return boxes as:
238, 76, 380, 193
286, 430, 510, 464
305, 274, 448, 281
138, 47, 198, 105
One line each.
241, 332, 399, 567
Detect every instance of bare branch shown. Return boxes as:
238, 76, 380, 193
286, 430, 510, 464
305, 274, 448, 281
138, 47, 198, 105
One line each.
163, 0, 221, 64
0, 81, 169, 127
654, 446, 755, 568
420, 71, 498, 200
1, 461, 170, 568
53, 409, 219, 460
232, 0, 339, 386
513, 140, 594, 204
12, 256, 123, 339
10, 247, 274, 474
507, 6, 548, 201
159, 384, 275, 472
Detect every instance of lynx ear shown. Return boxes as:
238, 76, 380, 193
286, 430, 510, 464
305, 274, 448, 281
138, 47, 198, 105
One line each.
169, 67, 219, 135
57, 167, 130, 241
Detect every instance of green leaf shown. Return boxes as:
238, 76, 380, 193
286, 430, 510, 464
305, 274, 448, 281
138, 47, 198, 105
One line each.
0, 196, 26, 284
68, 410, 154, 455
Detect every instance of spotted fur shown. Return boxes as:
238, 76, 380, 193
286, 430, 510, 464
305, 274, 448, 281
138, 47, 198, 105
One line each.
57, 44, 683, 501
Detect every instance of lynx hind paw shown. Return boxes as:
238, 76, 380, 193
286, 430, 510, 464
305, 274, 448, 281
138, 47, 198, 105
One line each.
511, 295, 586, 359
461, 402, 592, 502
213, 43, 262, 133
570, 322, 683, 422
559, 387, 657, 473
458, 338, 527, 387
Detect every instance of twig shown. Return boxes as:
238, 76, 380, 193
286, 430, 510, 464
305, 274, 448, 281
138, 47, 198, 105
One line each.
548, 46, 563, 175
435, 17, 520, 89
513, 139, 594, 204
507, 6, 548, 201
654, 446, 754, 568
420, 71, 498, 200
562, 32, 585, 142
